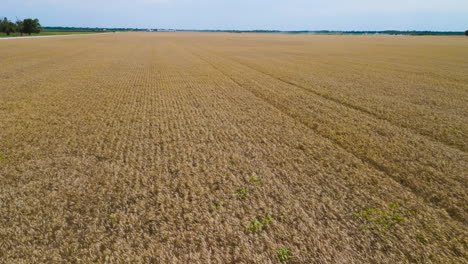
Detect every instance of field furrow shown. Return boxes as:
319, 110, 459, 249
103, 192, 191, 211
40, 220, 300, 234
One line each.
0, 33, 466, 263
198, 35, 468, 151
190, 46, 467, 223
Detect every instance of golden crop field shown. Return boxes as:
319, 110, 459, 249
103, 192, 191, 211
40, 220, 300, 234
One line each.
0, 32, 467, 263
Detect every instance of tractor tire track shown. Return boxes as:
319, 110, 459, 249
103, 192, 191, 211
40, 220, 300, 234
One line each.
191, 47, 467, 224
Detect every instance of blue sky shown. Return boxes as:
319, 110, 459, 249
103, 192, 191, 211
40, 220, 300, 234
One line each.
1, 0, 467, 30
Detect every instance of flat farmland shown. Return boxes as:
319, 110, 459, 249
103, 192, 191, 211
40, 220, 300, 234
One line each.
0, 32, 467, 263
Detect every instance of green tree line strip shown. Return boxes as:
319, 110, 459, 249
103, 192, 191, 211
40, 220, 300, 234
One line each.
0, 17, 41, 36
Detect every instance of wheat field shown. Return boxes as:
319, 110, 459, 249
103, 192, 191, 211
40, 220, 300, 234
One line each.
0, 32, 467, 263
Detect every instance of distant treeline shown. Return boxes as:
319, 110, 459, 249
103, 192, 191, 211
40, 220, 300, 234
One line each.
303, 30, 465, 35
43, 27, 148, 32
181, 30, 466, 35
43, 27, 468, 36
0, 17, 42, 35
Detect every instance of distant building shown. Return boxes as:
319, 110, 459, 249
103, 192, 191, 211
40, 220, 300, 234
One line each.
156, 29, 176, 32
